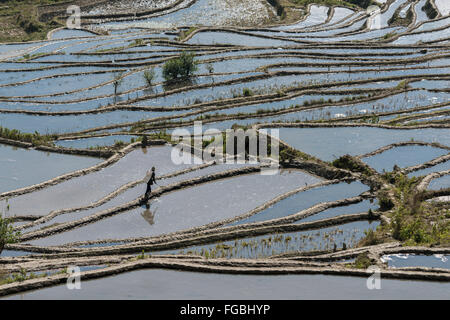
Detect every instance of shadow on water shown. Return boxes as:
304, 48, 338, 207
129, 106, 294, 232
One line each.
162, 78, 197, 92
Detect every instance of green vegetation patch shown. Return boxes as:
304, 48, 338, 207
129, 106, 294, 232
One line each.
331, 154, 375, 177
162, 51, 198, 82
370, 173, 450, 247
0, 0, 65, 42
0, 126, 55, 146
0, 208, 21, 255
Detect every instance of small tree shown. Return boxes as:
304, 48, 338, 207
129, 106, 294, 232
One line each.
142, 135, 148, 146
162, 51, 198, 82
0, 212, 20, 254
143, 68, 156, 86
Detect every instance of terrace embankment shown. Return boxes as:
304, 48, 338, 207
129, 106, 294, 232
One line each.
1, 0, 449, 298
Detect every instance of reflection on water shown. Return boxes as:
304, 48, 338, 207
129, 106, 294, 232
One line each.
141, 204, 156, 225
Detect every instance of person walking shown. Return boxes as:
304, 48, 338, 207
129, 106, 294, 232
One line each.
144, 166, 156, 201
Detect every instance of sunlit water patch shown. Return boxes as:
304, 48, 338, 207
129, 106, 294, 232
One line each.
29, 170, 320, 246
427, 174, 450, 190
276, 127, 450, 161
408, 159, 450, 177
295, 199, 379, 223
5, 146, 194, 216
382, 254, 449, 269
362, 145, 449, 172
232, 181, 369, 225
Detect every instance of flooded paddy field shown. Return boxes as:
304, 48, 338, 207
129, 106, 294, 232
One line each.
0, 144, 100, 193
0, 0, 449, 300
3, 269, 449, 300
382, 253, 449, 269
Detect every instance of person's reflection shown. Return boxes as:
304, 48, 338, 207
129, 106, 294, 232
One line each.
141, 203, 155, 225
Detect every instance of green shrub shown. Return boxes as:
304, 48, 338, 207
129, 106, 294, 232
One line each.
114, 140, 125, 148
0, 212, 20, 254
242, 88, 253, 97
143, 68, 156, 86
361, 229, 380, 246
354, 252, 373, 269
16, 13, 43, 34
383, 32, 397, 39
162, 51, 198, 82
378, 190, 395, 211
178, 27, 197, 41
331, 154, 373, 176
396, 80, 409, 90
132, 39, 144, 47
142, 135, 148, 146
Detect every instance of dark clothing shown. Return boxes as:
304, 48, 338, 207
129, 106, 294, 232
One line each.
145, 183, 152, 197
147, 171, 156, 186
144, 171, 156, 200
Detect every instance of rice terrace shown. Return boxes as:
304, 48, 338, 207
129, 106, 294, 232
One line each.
0, 0, 449, 300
